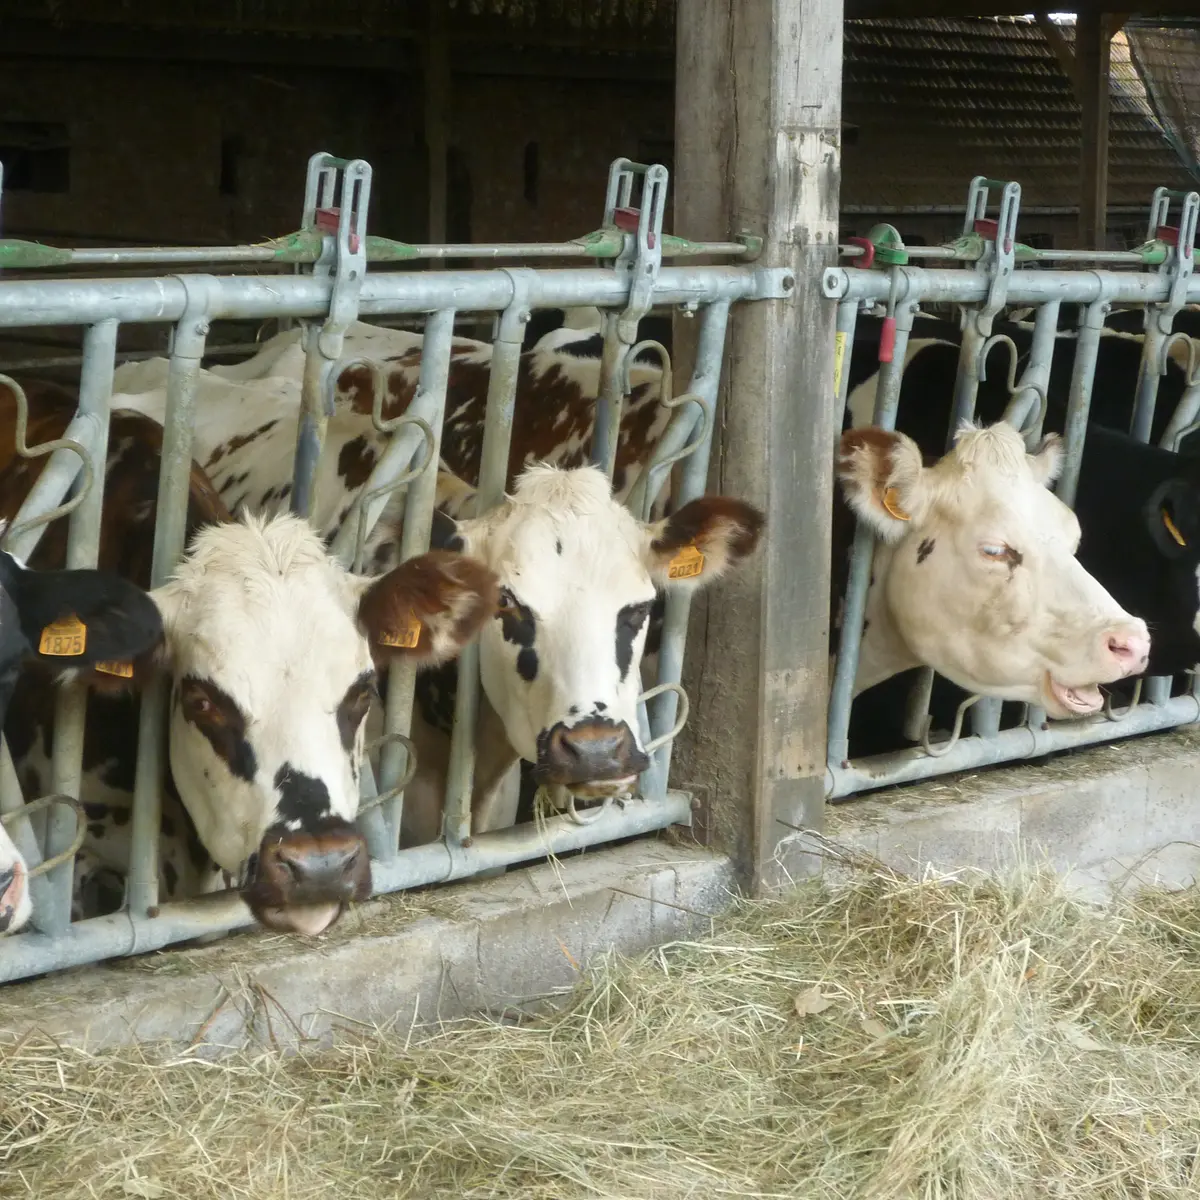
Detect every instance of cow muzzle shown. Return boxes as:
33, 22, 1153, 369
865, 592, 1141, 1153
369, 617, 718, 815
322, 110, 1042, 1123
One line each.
241, 818, 372, 936
534, 718, 651, 797
0, 859, 27, 935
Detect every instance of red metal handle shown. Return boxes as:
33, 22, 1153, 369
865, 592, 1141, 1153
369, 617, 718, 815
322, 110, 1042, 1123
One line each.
974, 218, 999, 240
878, 316, 897, 364
844, 236, 875, 269
613, 206, 655, 249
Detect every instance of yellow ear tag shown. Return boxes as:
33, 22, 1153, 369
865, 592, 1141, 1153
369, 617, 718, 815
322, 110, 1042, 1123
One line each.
378, 611, 422, 650
95, 660, 135, 679
38, 614, 87, 657
881, 487, 911, 522
667, 543, 705, 580
1163, 508, 1187, 547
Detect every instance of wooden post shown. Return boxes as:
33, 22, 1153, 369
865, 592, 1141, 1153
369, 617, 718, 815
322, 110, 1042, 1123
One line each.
1077, 8, 1111, 248
425, 0, 449, 252
673, 0, 843, 892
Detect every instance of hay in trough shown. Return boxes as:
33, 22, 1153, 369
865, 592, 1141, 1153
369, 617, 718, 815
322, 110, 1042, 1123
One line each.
4, 862, 1200, 1199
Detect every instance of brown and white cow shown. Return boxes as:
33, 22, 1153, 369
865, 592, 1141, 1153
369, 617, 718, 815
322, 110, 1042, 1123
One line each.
837, 420, 1151, 717
0, 383, 497, 933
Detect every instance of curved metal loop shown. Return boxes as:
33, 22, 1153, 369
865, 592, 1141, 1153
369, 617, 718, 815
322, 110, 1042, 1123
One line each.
324, 355, 412, 437
920, 693, 981, 758
0, 373, 97, 548
978, 335, 1049, 436
1103, 677, 1144, 722
620, 339, 673, 403
564, 787, 617, 827
641, 681, 690, 754
1168, 417, 1200, 454
359, 732, 419, 811
1, 793, 87, 877
1159, 330, 1200, 386
351, 413, 437, 573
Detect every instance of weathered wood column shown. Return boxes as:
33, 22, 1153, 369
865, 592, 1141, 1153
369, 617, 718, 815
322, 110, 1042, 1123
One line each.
673, 0, 843, 892
1076, 9, 1111, 248
425, 0, 450, 250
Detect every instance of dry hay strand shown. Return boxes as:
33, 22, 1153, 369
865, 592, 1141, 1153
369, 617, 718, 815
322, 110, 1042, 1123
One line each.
4, 864, 1200, 1199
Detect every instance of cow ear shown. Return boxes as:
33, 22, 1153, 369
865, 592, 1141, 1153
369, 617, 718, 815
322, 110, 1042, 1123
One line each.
1145, 479, 1200, 561
1027, 433, 1064, 487
837, 427, 927, 541
645, 497, 765, 587
358, 550, 499, 666
17, 568, 166, 684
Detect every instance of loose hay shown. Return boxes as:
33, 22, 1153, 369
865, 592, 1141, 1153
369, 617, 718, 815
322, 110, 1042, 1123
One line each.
4, 865, 1200, 1199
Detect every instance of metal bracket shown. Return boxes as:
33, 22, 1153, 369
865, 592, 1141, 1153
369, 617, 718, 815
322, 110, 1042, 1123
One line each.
962, 176, 1021, 336
603, 157, 668, 345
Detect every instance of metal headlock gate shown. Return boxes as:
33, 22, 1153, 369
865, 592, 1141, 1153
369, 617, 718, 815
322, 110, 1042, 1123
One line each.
825, 176, 1200, 801
0, 154, 792, 983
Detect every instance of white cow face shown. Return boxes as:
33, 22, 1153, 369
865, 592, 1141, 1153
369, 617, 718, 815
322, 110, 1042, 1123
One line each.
97, 514, 496, 935
451, 465, 764, 796
839, 421, 1151, 717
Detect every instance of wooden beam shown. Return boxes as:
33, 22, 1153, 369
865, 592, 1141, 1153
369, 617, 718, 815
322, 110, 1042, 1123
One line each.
424, 0, 450, 250
673, 0, 842, 893
1077, 8, 1112, 248
1035, 13, 1081, 98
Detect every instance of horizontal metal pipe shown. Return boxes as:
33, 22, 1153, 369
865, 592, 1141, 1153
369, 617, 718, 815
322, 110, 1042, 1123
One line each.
0, 791, 691, 983
823, 266, 1200, 308
827, 695, 1200, 800
0, 266, 791, 328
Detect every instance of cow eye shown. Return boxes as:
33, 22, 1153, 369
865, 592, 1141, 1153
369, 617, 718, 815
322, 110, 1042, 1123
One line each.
980, 543, 1008, 560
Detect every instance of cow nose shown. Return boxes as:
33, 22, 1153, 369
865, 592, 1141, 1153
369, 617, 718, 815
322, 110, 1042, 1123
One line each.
1103, 622, 1151, 675
262, 835, 364, 900
537, 719, 650, 785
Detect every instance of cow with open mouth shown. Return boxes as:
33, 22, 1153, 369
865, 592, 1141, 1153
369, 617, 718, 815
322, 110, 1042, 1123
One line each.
836, 421, 1151, 724
1, 383, 499, 935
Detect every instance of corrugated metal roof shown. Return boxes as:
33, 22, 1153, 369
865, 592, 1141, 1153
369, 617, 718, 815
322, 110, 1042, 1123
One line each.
841, 16, 1197, 212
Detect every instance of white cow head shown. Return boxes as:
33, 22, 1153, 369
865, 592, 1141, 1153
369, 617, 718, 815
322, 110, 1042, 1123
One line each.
447, 465, 764, 796
838, 421, 1150, 717
90, 513, 497, 935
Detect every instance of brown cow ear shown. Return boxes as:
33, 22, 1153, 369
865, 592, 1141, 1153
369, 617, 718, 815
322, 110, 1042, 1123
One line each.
357, 550, 499, 667
837, 426, 927, 541
645, 497, 765, 586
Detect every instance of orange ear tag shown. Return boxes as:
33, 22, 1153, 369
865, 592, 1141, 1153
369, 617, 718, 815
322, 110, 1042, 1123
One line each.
95, 661, 135, 679
38, 615, 87, 656
881, 487, 911, 522
1163, 509, 1187, 547
378, 611, 422, 650
667, 543, 705, 581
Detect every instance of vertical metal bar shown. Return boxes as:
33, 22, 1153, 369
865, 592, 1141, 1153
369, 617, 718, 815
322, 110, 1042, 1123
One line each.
1130, 320, 1167, 444
442, 281, 531, 846
379, 308, 456, 852
834, 299, 858, 415
38, 319, 118, 934
292, 325, 331, 520
640, 300, 730, 801
827, 299, 918, 769
1013, 299, 1061, 445
1056, 297, 1109, 508
127, 280, 214, 919
592, 309, 626, 481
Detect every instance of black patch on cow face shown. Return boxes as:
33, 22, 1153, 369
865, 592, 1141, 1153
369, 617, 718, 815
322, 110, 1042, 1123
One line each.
430, 509, 465, 552
274, 764, 333, 825
917, 538, 935, 564
556, 539, 563, 556
336, 670, 376, 753
497, 588, 536, 648
178, 675, 257, 783
615, 601, 653, 683
517, 647, 539, 682
1003, 547, 1023, 570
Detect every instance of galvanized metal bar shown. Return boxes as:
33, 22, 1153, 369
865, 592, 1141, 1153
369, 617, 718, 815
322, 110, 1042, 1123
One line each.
1055, 294, 1114, 509
126, 278, 216, 920
0, 266, 792, 330
378, 308, 456, 852
639, 300, 730, 801
592, 310, 628, 480
36, 319, 119, 934
1008, 299, 1061, 444
441, 278, 532, 847
0, 789, 692, 983
826, 300, 920, 769
827, 693, 1200, 799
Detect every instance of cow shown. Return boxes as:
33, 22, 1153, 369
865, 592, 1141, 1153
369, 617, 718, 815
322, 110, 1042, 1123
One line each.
0, 513, 165, 933
0, 383, 499, 933
836, 421, 1151, 721
357, 462, 765, 843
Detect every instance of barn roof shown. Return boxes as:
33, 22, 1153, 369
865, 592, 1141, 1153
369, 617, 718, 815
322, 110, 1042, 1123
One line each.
841, 16, 1198, 214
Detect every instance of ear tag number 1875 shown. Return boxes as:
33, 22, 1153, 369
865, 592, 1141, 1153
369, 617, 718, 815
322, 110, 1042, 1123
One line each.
38, 615, 87, 657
